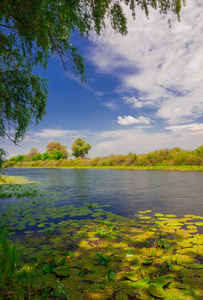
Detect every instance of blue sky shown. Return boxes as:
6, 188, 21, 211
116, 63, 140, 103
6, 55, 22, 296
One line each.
4, 0, 203, 158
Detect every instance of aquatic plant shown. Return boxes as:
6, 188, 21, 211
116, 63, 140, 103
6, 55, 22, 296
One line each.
0, 177, 203, 299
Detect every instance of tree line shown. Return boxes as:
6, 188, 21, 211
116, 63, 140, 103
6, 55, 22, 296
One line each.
8, 138, 91, 163
5, 145, 203, 168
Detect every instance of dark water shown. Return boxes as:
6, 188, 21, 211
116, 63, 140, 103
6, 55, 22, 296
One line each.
6, 168, 203, 219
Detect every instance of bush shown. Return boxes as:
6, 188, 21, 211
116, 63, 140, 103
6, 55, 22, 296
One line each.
15, 155, 27, 163
52, 150, 65, 160
32, 153, 42, 161
42, 151, 52, 161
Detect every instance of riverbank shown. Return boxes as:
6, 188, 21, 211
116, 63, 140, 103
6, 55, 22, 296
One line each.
4, 146, 203, 171
4, 165, 203, 171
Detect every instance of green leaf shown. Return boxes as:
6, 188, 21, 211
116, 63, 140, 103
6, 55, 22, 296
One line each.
152, 276, 173, 286
54, 267, 70, 277
59, 258, 66, 266
148, 283, 166, 298
142, 260, 153, 265
115, 291, 128, 300
43, 264, 54, 274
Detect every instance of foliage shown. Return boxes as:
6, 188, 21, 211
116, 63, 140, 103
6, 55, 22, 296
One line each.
4, 145, 203, 168
42, 151, 52, 161
28, 147, 39, 160
0, 148, 7, 172
32, 153, 42, 161
46, 142, 69, 159
14, 154, 28, 163
71, 137, 91, 158
52, 150, 65, 160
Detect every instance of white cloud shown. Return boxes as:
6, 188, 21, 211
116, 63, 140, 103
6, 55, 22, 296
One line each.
92, 127, 177, 156
35, 129, 78, 138
118, 116, 151, 125
102, 100, 118, 111
165, 123, 203, 136
95, 142, 114, 150
87, 1, 203, 125
123, 96, 153, 108
90, 124, 202, 157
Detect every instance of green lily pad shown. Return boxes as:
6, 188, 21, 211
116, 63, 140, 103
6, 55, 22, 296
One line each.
195, 222, 203, 226
142, 260, 153, 265
155, 213, 164, 217
152, 276, 173, 286
43, 264, 54, 274
115, 291, 128, 300
165, 215, 177, 218
54, 267, 70, 277
131, 281, 149, 289
123, 272, 139, 281
148, 283, 166, 299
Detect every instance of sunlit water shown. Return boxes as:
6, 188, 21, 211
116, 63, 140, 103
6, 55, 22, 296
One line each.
6, 168, 203, 219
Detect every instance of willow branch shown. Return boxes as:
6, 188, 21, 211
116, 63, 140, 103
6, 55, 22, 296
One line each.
0, 35, 19, 71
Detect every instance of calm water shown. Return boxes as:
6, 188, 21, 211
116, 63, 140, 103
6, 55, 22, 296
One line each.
6, 168, 203, 219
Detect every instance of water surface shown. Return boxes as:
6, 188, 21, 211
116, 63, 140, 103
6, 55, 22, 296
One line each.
6, 168, 203, 219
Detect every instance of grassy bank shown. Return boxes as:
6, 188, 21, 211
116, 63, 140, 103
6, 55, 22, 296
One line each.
4, 145, 203, 170
4, 165, 203, 171
0, 176, 203, 299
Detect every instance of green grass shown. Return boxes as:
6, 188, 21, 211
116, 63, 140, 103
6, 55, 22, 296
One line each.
4, 165, 203, 171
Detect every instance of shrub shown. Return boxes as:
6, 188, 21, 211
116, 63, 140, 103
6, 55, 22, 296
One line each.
15, 155, 27, 163
42, 151, 52, 161
32, 153, 42, 161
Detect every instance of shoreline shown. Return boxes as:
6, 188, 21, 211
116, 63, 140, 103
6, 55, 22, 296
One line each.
4, 165, 203, 171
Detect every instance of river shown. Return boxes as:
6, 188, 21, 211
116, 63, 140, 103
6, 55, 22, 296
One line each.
6, 168, 203, 219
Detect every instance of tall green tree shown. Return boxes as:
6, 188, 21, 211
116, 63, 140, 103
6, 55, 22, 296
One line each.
71, 137, 91, 158
0, 0, 185, 146
46, 141, 69, 159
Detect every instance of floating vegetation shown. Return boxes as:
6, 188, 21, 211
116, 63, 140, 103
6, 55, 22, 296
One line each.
0, 177, 203, 299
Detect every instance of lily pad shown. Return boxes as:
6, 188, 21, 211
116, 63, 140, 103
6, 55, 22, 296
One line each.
43, 264, 54, 274
54, 266, 70, 277
115, 291, 128, 300
195, 222, 203, 226
148, 283, 166, 299
152, 276, 173, 286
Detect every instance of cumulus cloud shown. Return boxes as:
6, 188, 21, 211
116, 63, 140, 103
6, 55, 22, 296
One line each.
87, 1, 203, 125
118, 116, 151, 125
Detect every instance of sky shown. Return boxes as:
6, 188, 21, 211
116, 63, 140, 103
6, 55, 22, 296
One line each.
4, 0, 203, 158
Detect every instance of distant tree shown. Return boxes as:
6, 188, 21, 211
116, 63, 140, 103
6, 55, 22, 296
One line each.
15, 154, 28, 162
52, 150, 65, 160
32, 153, 42, 161
71, 138, 91, 158
28, 147, 39, 160
46, 142, 69, 159
42, 151, 52, 161
8, 157, 16, 162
